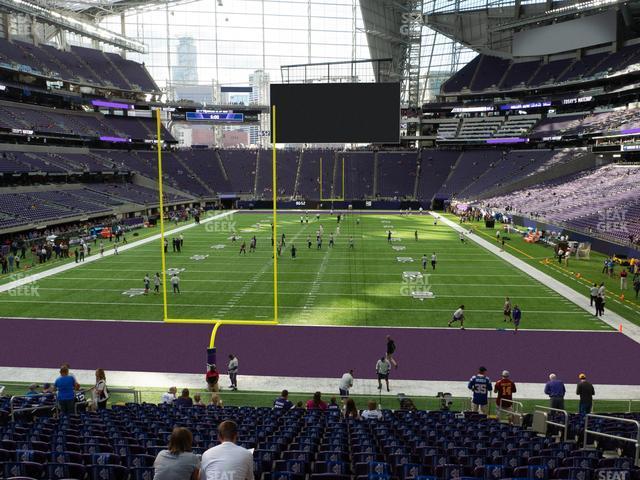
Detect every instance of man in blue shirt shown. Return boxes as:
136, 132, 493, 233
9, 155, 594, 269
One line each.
54, 366, 78, 416
468, 367, 492, 414
273, 390, 293, 410
544, 373, 566, 410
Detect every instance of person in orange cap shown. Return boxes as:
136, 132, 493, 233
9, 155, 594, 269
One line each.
576, 373, 595, 415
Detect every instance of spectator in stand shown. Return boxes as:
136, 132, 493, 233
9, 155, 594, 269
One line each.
161, 386, 178, 404
576, 373, 595, 415
174, 388, 193, 408
25, 384, 39, 397
210, 394, 224, 408
344, 398, 360, 420
92, 369, 109, 411
494, 370, 517, 410
153, 427, 200, 480
205, 364, 219, 392
468, 366, 492, 414
200, 421, 253, 480
544, 373, 566, 410
273, 389, 293, 410
306, 391, 328, 410
339, 369, 354, 399
634, 276, 640, 299
361, 400, 383, 420
327, 397, 340, 411
54, 365, 77, 416
193, 394, 205, 407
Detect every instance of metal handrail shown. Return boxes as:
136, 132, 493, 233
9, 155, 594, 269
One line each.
107, 387, 140, 404
535, 405, 570, 441
9, 394, 56, 421
584, 414, 640, 467
497, 398, 524, 424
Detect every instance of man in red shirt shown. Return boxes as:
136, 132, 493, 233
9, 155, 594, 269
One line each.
206, 364, 220, 392
494, 370, 517, 412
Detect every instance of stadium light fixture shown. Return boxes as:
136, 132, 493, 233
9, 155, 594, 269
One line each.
0, 0, 147, 53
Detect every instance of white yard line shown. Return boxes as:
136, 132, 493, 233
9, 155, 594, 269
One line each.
433, 212, 640, 344
0, 316, 612, 333
0, 298, 597, 314
0, 210, 237, 294
300, 244, 332, 322
2, 366, 640, 400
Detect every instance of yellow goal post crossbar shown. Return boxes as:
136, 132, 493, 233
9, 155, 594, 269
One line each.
154, 107, 280, 348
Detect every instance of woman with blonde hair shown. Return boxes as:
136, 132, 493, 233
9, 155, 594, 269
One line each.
153, 427, 200, 480
210, 393, 224, 407
92, 369, 109, 411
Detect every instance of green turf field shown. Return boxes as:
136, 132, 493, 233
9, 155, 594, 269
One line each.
444, 213, 640, 326
0, 211, 617, 330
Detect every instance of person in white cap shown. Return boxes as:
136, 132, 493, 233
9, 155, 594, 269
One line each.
494, 370, 517, 413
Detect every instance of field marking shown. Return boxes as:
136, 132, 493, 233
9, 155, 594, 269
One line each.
435, 213, 640, 343
300, 241, 334, 322
6, 277, 552, 287
0, 210, 237, 294
53, 268, 528, 278
214, 258, 273, 318
28, 287, 578, 300
0, 316, 616, 332
0, 298, 594, 314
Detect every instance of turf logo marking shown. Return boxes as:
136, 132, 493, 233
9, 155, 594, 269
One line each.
190, 254, 209, 261
390, 237, 402, 242
397, 257, 414, 263
211, 244, 226, 250
166, 268, 185, 276
392, 246, 406, 251
122, 288, 146, 298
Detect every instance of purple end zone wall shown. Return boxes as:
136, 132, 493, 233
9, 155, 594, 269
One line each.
1, 319, 639, 386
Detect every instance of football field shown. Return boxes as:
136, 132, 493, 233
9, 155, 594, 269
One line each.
0, 211, 611, 331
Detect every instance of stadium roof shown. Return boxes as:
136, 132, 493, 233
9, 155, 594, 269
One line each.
425, 0, 640, 56
32, 0, 199, 18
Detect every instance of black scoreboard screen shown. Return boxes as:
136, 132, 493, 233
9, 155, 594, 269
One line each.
270, 83, 400, 144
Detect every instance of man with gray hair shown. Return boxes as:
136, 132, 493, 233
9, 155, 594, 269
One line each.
544, 373, 566, 410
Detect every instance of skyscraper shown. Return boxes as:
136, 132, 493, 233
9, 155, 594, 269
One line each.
249, 69, 270, 147
173, 36, 198, 85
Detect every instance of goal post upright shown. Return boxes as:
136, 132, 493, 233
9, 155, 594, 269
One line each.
155, 108, 169, 321
160, 106, 279, 350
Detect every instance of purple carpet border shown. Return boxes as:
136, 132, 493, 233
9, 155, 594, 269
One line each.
1, 318, 639, 386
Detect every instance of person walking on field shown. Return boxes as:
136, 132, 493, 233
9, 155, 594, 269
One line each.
386, 335, 398, 369
227, 354, 238, 391
171, 273, 180, 294
503, 297, 512, 322
376, 356, 391, 392
620, 269, 628, 291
